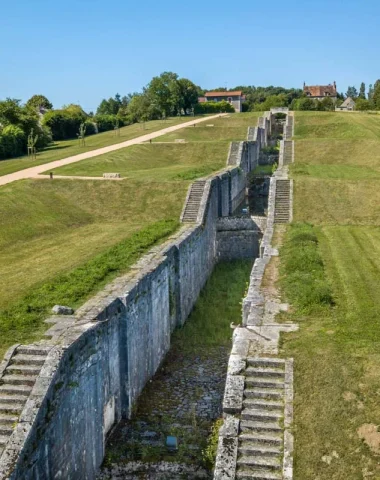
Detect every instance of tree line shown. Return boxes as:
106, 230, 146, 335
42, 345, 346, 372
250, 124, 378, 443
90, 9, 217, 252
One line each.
2, 74, 380, 160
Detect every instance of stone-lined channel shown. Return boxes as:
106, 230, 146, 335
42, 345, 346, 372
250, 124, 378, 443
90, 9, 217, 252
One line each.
98, 260, 253, 479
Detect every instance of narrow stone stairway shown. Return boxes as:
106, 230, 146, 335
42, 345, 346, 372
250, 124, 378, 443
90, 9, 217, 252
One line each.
236, 358, 286, 480
282, 142, 293, 166
274, 180, 290, 224
0, 345, 50, 456
181, 180, 206, 222
284, 117, 293, 139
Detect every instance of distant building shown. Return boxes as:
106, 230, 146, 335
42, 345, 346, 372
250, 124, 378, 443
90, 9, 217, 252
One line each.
303, 82, 338, 102
198, 91, 245, 112
335, 97, 356, 111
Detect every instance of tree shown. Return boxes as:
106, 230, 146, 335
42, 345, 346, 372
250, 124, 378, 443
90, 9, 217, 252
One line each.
346, 86, 358, 99
96, 94, 122, 115
177, 78, 199, 113
26, 94, 53, 110
359, 83, 366, 99
147, 71, 179, 117
373, 80, 380, 109
355, 98, 371, 111
368, 84, 374, 102
253, 94, 287, 111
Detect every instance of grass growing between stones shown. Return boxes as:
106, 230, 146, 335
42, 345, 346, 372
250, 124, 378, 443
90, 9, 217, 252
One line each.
0, 116, 204, 177
278, 111, 380, 479
102, 260, 252, 474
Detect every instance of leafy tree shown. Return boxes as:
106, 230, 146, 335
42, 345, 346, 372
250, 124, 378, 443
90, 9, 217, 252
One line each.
177, 78, 199, 113
292, 97, 317, 111
320, 97, 335, 111
346, 86, 358, 99
373, 80, 380, 109
359, 82, 366, 99
368, 84, 374, 102
96, 94, 122, 115
26, 94, 53, 110
253, 94, 287, 111
355, 98, 372, 111
148, 71, 179, 117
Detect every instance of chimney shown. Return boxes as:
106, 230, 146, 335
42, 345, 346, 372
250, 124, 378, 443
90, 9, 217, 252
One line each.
303, 81, 306, 89
333, 81, 336, 91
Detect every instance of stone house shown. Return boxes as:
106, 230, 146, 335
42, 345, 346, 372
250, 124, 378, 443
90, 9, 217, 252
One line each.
198, 91, 245, 112
303, 82, 338, 102
335, 97, 356, 111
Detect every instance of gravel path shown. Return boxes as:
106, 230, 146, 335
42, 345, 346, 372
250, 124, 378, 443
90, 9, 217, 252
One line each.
0, 114, 226, 187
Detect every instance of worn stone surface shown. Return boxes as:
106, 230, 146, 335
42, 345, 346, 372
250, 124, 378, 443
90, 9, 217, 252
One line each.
52, 305, 74, 315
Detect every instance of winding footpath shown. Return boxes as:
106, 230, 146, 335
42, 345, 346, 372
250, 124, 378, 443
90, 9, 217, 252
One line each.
0, 114, 227, 187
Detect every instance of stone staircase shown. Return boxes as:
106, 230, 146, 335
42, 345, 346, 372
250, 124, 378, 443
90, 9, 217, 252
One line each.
284, 117, 293, 139
283, 142, 293, 166
274, 180, 290, 224
181, 180, 206, 223
0, 345, 50, 456
236, 358, 286, 480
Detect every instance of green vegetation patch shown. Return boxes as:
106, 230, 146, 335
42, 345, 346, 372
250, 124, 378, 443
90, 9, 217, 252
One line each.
46, 142, 228, 180
280, 223, 333, 312
0, 220, 177, 355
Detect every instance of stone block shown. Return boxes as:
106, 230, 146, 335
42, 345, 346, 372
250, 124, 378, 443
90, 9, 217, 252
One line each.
223, 374, 244, 414
102, 172, 121, 178
52, 305, 74, 315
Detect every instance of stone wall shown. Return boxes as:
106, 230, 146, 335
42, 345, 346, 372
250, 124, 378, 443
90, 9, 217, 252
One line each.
216, 217, 263, 261
1, 114, 272, 480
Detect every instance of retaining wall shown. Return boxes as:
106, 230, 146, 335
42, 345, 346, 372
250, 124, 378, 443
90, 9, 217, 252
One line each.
1, 114, 272, 480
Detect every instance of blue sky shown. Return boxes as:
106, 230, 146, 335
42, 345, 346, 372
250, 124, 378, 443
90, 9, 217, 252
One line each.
2, 0, 379, 112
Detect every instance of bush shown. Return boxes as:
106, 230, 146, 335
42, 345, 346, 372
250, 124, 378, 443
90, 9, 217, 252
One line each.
84, 121, 97, 136
0, 125, 25, 159
194, 100, 235, 114
43, 108, 87, 140
94, 114, 124, 132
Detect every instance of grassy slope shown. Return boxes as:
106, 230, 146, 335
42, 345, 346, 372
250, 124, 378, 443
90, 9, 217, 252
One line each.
0, 112, 256, 356
280, 111, 380, 479
152, 112, 261, 143
46, 142, 229, 180
0, 116, 203, 177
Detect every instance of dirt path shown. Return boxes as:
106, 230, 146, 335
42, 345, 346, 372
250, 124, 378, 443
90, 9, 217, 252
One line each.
0, 114, 226, 187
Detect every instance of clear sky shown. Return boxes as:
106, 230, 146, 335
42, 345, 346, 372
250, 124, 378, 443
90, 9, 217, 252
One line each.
2, 0, 379, 112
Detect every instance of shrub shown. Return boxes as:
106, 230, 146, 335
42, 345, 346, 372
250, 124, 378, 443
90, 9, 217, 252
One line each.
0, 125, 25, 159
43, 108, 87, 140
84, 121, 97, 136
194, 100, 235, 114
94, 114, 124, 132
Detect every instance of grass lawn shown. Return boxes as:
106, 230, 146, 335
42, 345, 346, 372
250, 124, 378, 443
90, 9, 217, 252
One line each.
44, 142, 229, 180
152, 112, 261, 143
0, 116, 206, 177
0, 109, 252, 356
278, 111, 380, 479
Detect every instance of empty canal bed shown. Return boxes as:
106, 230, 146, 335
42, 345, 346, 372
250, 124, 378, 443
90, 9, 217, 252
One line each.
98, 260, 253, 480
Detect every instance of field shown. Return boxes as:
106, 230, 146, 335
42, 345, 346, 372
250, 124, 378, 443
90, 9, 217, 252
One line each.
152, 112, 261, 143
0, 116, 203, 177
0, 112, 259, 357
279, 111, 380, 479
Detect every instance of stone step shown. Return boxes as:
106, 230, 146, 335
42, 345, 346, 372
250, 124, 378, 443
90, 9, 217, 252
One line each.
243, 399, 283, 410
244, 389, 283, 400
247, 358, 285, 368
1, 375, 36, 386
238, 444, 281, 457
0, 395, 27, 404
245, 378, 285, 389
16, 346, 50, 356
0, 435, 10, 446
0, 414, 18, 424
11, 354, 46, 366
240, 420, 282, 433
0, 425, 13, 436
241, 409, 282, 422
6, 365, 41, 376
0, 384, 31, 396
0, 403, 24, 414
245, 368, 285, 378
236, 471, 281, 480
239, 433, 282, 445
237, 455, 281, 470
